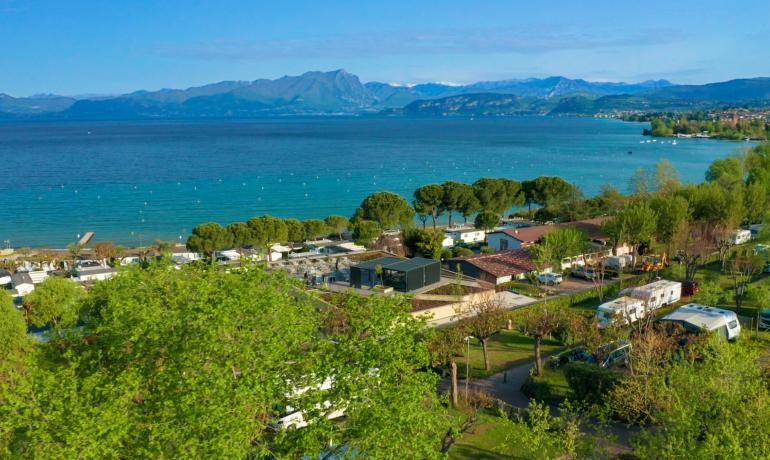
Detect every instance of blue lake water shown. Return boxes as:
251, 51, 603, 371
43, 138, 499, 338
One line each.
0, 117, 751, 247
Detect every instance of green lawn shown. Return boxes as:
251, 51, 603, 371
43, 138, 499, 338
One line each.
461, 329, 564, 379
448, 413, 516, 460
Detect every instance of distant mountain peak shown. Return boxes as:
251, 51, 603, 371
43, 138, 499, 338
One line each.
4, 71, 770, 119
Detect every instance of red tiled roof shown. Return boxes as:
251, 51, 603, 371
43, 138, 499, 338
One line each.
491, 217, 610, 245
450, 248, 538, 278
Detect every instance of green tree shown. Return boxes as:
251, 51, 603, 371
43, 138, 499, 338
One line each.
649, 194, 690, 253
474, 210, 499, 232
226, 222, 254, 259
8, 265, 449, 458
352, 191, 414, 230
441, 181, 467, 227
247, 216, 288, 253
533, 227, 587, 268
413, 184, 444, 229
527, 176, 574, 215
186, 222, 232, 260
403, 229, 446, 260
426, 327, 464, 407
413, 199, 432, 230
520, 306, 562, 377
283, 218, 305, 243
302, 219, 328, 240
631, 337, 770, 458
0, 292, 28, 361
604, 201, 657, 260
66, 243, 84, 265
351, 219, 381, 245
693, 280, 725, 306
324, 215, 349, 239
652, 159, 680, 194
629, 167, 649, 195
24, 277, 83, 329
705, 155, 744, 187
454, 183, 481, 224
473, 178, 523, 215
462, 299, 507, 372
744, 181, 768, 225
92, 241, 118, 261
152, 240, 176, 258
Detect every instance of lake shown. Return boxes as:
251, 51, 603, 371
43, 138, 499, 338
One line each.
0, 116, 751, 247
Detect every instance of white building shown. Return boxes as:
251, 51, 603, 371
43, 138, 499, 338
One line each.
74, 263, 118, 282
444, 227, 486, 245
0, 269, 12, 287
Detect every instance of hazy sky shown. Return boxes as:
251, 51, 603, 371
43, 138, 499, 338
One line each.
2, 0, 769, 96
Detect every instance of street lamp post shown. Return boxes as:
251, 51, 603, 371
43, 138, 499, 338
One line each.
464, 336, 472, 403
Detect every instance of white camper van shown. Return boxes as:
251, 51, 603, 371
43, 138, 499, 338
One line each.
660, 303, 741, 340
596, 296, 647, 328
621, 279, 681, 310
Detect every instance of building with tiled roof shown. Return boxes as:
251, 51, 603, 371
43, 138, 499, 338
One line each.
486, 217, 612, 252
448, 248, 546, 285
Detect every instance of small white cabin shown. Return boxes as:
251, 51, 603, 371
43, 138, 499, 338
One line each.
661, 303, 741, 340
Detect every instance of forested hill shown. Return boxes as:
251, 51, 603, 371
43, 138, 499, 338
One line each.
4, 71, 770, 119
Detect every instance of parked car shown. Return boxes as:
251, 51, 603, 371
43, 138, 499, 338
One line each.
548, 341, 631, 369
537, 272, 563, 285
759, 308, 770, 330
682, 280, 699, 296
571, 266, 597, 280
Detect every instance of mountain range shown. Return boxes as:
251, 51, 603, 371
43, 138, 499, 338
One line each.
2, 70, 770, 119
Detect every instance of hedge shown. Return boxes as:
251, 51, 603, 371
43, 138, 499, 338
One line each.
563, 361, 623, 405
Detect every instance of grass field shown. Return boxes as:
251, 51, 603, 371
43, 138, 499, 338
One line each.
460, 329, 564, 379
448, 412, 515, 460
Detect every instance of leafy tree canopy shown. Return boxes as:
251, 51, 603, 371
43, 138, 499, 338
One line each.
352, 191, 415, 230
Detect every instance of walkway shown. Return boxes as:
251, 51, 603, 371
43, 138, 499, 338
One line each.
439, 355, 637, 454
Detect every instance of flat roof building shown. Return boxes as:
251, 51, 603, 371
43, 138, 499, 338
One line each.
350, 256, 441, 292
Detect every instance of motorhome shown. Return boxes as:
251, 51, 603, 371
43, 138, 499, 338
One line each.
621, 279, 681, 310
595, 296, 647, 328
660, 303, 741, 340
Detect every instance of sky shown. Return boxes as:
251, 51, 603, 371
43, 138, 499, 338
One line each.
2, 0, 770, 96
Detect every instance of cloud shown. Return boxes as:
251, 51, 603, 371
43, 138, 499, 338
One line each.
152, 25, 686, 62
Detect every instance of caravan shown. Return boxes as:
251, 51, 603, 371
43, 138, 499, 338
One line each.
596, 296, 647, 328
620, 279, 681, 310
596, 279, 681, 328
660, 303, 741, 340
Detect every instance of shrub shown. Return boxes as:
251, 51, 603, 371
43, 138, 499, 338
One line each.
467, 388, 501, 411
480, 245, 496, 254
452, 247, 474, 257
440, 248, 453, 260
521, 376, 552, 402
563, 362, 622, 405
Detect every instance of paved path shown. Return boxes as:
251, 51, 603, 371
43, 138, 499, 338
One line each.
439, 355, 637, 454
